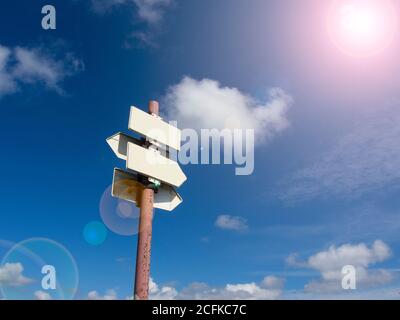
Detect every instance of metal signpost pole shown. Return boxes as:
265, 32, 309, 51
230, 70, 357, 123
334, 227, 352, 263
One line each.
107, 100, 185, 300
134, 100, 159, 300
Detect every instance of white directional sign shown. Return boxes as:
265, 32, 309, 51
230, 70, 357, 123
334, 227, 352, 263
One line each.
112, 168, 182, 211
112, 168, 142, 204
127, 142, 187, 188
106, 132, 142, 160
129, 106, 181, 151
107, 104, 186, 213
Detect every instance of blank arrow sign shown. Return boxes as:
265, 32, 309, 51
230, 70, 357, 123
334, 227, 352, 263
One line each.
112, 168, 182, 211
106, 132, 142, 160
129, 106, 181, 151
127, 142, 186, 188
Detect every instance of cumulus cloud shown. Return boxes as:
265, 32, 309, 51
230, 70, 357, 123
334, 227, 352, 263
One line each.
0, 44, 83, 98
164, 77, 292, 142
0, 263, 33, 287
149, 277, 178, 300
177, 276, 284, 300
87, 289, 118, 300
34, 290, 52, 300
215, 215, 248, 232
279, 104, 400, 202
287, 240, 393, 293
95, 275, 284, 300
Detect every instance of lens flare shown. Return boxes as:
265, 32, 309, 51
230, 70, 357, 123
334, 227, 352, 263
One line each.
83, 221, 108, 246
0, 238, 79, 300
328, 0, 398, 57
99, 184, 140, 236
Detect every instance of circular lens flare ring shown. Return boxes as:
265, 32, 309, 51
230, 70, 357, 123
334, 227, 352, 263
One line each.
328, 0, 398, 57
0, 238, 79, 300
99, 184, 141, 236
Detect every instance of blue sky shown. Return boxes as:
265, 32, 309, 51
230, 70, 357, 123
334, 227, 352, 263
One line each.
1, 0, 400, 300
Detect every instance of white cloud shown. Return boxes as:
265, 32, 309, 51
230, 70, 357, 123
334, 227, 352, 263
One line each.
280, 105, 400, 202
0, 263, 33, 287
87, 289, 118, 300
224, 283, 280, 300
215, 215, 248, 232
13, 47, 63, 91
177, 276, 284, 300
103, 275, 284, 300
287, 240, 393, 293
0, 44, 83, 98
149, 277, 178, 300
304, 270, 393, 293
34, 290, 52, 300
307, 240, 390, 276
164, 77, 292, 142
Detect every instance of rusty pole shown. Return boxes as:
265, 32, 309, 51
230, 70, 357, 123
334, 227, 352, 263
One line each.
134, 100, 159, 300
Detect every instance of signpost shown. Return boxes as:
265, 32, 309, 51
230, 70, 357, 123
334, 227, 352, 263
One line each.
107, 101, 186, 300
128, 106, 181, 151
112, 168, 183, 211
127, 142, 186, 188
106, 132, 142, 161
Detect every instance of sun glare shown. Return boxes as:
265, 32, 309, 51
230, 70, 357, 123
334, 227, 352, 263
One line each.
328, 0, 398, 57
